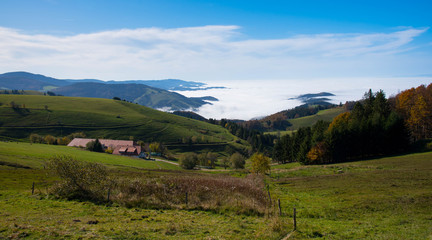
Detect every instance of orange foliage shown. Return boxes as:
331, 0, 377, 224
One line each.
306, 141, 329, 164
327, 112, 351, 132
396, 83, 432, 141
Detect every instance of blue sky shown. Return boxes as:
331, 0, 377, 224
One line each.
0, 0, 431, 82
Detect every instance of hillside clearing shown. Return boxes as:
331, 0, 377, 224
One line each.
0, 142, 431, 239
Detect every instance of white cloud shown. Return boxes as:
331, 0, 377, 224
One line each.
0, 26, 429, 80
178, 77, 432, 120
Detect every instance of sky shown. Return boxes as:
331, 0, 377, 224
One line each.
1, 0, 432, 119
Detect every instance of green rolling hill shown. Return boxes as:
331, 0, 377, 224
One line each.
0, 95, 244, 150
286, 106, 346, 130
265, 107, 346, 136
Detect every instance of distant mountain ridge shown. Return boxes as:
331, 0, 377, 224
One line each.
289, 92, 335, 105
0, 71, 219, 111
53, 82, 212, 111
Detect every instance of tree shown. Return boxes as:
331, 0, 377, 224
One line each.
250, 153, 271, 174
86, 139, 104, 152
306, 141, 330, 164
230, 152, 245, 169
204, 152, 218, 168
44, 135, 57, 145
179, 153, 197, 170
220, 156, 230, 169
29, 133, 44, 143
149, 142, 161, 153
408, 95, 430, 141
198, 152, 208, 166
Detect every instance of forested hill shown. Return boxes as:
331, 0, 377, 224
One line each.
273, 84, 432, 165
53, 82, 215, 111
0, 71, 219, 111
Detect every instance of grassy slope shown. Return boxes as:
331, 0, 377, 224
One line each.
0, 95, 238, 146
271, 152, 432, 239
0, 142, 179, 170
266, 107, 345, 136
1, 141, 431, 239
0, 142, 286, 240
286, 107, 345, 130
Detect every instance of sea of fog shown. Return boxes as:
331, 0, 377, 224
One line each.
174, 77, 432, 120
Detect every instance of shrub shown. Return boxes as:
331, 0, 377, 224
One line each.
250, 153, 271, 174
179, 153, 197, 169
105, 147, 113, 154
57, 136, 71, 145
29, 133, 44, 143
113, 173, 267, 215
230, 152, 246, 169
44, 135, 57, 145
220, 156, 230, 169
47, 155, 110, 202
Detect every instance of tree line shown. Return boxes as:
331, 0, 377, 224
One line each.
207, 118, 277, 154
274, 85, 432, 165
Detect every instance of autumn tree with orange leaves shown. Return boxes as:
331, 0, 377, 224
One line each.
396, 84, 432, 141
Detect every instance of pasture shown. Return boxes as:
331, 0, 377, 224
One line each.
0, 142, 431, 239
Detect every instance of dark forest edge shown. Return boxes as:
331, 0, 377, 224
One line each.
273, 84, 432, 165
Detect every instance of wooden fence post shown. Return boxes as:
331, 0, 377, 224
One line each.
278, 199, 282, 216
107, 188, 111, 202
267, 186, 272, 203
185, 191, 188, 206
31, 182, 35, 195
293, 207, 297, 230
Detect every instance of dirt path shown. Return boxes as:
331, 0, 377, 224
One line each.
154, 158, 179, 165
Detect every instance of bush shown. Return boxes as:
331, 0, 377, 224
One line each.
44, 135, 57, 145
29, 133, 44, 143
47, 155, 110, 202
179, 153, 197, 169
113, 174, 267, 215
105, 147, 113, 154
250, 153, 271, 174
220, 156, 230, 169
230, 152, 246, 169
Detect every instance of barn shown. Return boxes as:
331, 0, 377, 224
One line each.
67, 138, 143, 156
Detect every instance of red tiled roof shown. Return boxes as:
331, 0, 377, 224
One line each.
68, 138, 142, 156
67, 138, 134, 148
126, 147, 137, 153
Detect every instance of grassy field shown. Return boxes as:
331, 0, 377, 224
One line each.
286, 107, 345, 131
270, 152, 432, 239
0, 142, 288, 239
265, 107, 345, 136
0, 142, 180, 170
0, 95, 239, 148
0, 142, 431, 239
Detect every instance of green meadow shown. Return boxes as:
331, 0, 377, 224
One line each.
286, 107, 345, 131
266, 107, 346, 136
271, 152, 432, 239
0, 142, 179, 170
0, 142, 287, 239
0, 142, 431, 239
0, 95, 239, 146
